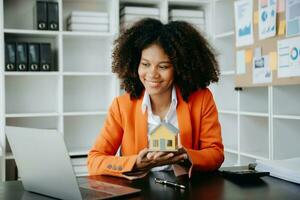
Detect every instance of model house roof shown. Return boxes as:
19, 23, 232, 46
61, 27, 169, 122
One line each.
149, 121, 179, 136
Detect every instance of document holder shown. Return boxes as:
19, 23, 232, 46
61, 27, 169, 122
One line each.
40, 43, 52, 71
16, 43, 28, 71
5, 42, 16, 71
47, 2, 59, 30
36, 1, 47, 30
28, 43, 40, 71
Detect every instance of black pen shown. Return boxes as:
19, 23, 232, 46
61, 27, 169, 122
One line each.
155, 178, 186, 189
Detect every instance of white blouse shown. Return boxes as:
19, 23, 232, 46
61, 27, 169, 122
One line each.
141, 86, 178, 171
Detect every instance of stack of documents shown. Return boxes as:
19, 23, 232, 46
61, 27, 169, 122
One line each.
169, 9, 205, 32
255, 157, 300, 184
120, 6, 160, 31
71, 157, 88, 177
67, 11, 109, 32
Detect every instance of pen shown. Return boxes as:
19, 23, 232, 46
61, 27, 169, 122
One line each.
154, 178, 186, 189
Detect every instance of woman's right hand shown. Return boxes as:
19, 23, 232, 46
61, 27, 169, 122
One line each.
133, 148, 188, 172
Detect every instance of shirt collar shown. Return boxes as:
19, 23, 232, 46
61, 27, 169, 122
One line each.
141, 86, 177, 114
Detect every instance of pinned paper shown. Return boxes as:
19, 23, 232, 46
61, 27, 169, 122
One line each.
254, 47, 262, 57
245, 49, 253, 64
258, 0, 277, 40
277, 0, 285, 12
269, 52, 277, 70
278, 20, 286, 35
254, 11, 259, 24
236, 50, 246, 74
286, 0, 300, 37
278, 37, 300, 77
234, 0, 254, 47
253, 55, 272, 84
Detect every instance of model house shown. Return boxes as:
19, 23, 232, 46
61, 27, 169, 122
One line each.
148, 121, 179, 151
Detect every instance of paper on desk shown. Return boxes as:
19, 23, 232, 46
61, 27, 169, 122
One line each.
255, 157, 300, 184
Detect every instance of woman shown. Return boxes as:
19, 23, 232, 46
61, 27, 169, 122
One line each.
87, 18, 224, 179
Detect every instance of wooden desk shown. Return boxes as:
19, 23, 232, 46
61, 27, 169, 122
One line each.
1, 171, 300, 200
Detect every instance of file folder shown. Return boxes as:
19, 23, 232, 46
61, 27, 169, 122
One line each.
47, 2, 59, 30
36, 1, 47, 30
39, 43, 52, 71
28, 43, 40, 71
5, 42, 16, 71
16, 43, 28, 71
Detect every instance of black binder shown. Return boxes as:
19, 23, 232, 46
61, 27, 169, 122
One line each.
36, 1, 47, 30
5, 42, 16, 71
47, 2, 59, 30
28, 43, 40, 71
40, 43, 52, 71
16, 43, 28, 71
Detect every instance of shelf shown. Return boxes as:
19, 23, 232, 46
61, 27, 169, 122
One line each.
5, 72, 59, 76
63, 36, 112, 72
6, 116, 59, 128
214, 30, 234, 39
63, 111, 107, 116
224, 148, 238, 154
6, 112, 59, 118
62, 31, 114, 37
240, 116, 269, 159
273, 114, 300, 120
218, 110, 238, 115
63, 72, 114, 76
240, 87, 268, 113
62, 0, 114, 32
4, 34, 59, 70
210, 75, 237, 111
222, 151, 238, 167
121, 0, 165, 4
219, 114, 238, 151
239, 155, 256, 166
5, 153, 13, 160
239, 111, 268, 117
64, 115, 105, 156
214, 35, 235, 71
5, 76, 59, 114
239, 152, 268, 161
273, 85, 300, 116
168, 0, 210, 6
214, 0, 234, 35
4, 29, 58, 37
273, 118, 300, 159
64, 76, 115, 112
220, 70, 235, 75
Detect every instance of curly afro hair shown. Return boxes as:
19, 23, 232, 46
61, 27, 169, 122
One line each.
112, 18, 219, 101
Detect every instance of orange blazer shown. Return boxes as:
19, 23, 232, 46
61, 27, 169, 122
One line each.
87, 87, 224, 179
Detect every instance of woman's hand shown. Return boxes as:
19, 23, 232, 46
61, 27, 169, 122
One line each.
133, 148, 188, 172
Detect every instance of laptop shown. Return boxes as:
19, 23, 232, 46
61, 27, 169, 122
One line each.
5, 126, 141, 200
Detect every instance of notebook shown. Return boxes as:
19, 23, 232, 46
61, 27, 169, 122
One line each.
6, 126, 141, 200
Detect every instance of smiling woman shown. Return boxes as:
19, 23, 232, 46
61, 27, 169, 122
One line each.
87, 18, 224, 180
138, 44, 175, 119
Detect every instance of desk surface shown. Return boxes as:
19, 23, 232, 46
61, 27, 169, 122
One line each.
1, 171, 300, 200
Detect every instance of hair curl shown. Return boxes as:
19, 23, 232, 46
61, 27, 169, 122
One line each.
112, 18, 219, 101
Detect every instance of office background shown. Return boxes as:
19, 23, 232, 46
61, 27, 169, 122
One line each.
0, 0, 299, 181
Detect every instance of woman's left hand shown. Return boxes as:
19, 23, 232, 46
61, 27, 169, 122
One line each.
146, 150, 188, 168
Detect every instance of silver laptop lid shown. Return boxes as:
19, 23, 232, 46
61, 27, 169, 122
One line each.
6, 126, 82, 200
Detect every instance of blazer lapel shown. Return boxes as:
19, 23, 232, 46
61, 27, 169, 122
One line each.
176, 88, 193, 148
134, 95, 148, 152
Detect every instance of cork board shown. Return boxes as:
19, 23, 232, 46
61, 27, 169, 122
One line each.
235, 0, 300, 87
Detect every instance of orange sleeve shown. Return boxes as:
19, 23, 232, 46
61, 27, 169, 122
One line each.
185, 89, 224, 176
87, 98, 138, 178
